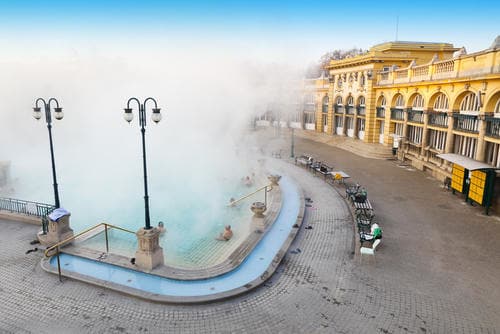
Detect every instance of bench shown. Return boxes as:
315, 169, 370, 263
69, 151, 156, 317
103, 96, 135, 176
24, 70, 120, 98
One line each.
356, 215, 373, 231
295, 155, 313, 168
354, 199, 373, 216
360, 239, 381, 263
346, 184, 360, 199
314, 163, 333, 180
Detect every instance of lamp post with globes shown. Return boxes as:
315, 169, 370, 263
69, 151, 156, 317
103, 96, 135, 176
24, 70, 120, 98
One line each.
32, 98, 64, 208
123, 97, 162, 230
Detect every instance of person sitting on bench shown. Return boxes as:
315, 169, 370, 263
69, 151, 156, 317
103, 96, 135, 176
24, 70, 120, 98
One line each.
354, 188, 368, 203
359, 222, 382, 242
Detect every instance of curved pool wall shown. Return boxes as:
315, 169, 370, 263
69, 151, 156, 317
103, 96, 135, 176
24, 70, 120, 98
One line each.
43, 175, 304, 303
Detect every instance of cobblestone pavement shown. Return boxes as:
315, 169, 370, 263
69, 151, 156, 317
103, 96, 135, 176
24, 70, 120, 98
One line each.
1, 132, 500, 333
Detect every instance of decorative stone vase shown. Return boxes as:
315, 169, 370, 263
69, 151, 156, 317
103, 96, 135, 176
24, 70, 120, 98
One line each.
268, 174, 281, 186
135, 227, 164, 270
251, 201, 267, 218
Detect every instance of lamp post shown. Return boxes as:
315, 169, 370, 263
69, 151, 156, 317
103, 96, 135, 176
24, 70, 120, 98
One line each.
32, 98, 64, 208
290, 127, 295, 158
123, 97, 162, 230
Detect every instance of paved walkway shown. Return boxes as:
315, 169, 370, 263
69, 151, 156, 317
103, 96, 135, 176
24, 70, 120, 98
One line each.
1, 131, 500, 333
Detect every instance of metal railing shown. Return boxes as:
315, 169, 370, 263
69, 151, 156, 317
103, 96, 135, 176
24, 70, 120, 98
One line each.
334, 105, 344, 114
486, 117, 500, 138
390, 108, 405, 121
228, 183, 273, 208
44, 222, 135, 281
0, 197, 56, 234
428, 112, 448, 127
453, 114, 479, 133
357, 106, 366, 116
376, 107, 386, 118
407, 109, 424, 123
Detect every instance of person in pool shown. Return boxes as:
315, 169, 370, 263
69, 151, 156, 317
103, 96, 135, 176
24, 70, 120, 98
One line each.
216, 225, 233, 241
157, 221, 166, 234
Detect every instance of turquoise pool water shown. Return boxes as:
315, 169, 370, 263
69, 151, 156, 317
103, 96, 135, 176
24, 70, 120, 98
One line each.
76, 177, 266, 268
50, 175, 300, 298
8, 164, 266, 267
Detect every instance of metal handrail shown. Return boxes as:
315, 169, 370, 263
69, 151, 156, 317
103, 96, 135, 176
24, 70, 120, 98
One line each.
44, 222, 135, 257
228, 183, 273, 207
44, 222, 135, 282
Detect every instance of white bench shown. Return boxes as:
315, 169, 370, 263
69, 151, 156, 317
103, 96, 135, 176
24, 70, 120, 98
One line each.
359, 239, 381, 263
296, 155, 313, 167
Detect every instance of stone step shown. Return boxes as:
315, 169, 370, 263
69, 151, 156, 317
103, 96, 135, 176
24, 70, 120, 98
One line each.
295, 130, 393, 160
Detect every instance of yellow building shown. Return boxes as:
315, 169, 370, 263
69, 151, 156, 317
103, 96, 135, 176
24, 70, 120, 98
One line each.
320, 41, 458, 142
303, 36, 500, 210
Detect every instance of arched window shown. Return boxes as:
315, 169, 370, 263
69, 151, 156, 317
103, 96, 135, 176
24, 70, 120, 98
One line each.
336, 96, 343, 105
433, 93, 449, 112
337, 75, 343, 88
358, 96, 366, 106
412, 94, 425, 110
322, 96, 329, 113
460, 92, 480, 112
378, 96, 387, 107
495, 99, 500, 114
347, 96, 354, 106
395, 94, 405, 108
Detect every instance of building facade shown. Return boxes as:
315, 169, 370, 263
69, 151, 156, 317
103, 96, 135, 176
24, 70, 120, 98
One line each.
302, 37, 500, 183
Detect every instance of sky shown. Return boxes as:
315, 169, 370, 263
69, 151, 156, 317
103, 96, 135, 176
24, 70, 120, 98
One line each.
0, 0, 498, 63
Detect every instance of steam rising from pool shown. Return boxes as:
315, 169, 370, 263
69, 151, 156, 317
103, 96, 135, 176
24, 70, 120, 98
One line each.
0, 45, 302, 248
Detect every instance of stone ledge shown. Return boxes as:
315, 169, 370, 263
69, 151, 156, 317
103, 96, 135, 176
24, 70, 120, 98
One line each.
0, 211, 42, 225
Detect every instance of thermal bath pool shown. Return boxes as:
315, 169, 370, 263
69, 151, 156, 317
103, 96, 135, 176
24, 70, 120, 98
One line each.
42, 174, 304, 302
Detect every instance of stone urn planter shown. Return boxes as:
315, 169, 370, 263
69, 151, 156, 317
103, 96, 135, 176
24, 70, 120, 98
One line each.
251, 201, 267, 218
268, 174, 281, 186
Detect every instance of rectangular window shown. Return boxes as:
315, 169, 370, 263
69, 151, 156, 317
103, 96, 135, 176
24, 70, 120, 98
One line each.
428, 129, 447, 151
453, 135, 477, 159
395, 123, 404, 136
407, 125, 423, 145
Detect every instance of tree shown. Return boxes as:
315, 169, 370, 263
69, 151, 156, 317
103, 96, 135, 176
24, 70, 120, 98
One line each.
305, 48, 368, 78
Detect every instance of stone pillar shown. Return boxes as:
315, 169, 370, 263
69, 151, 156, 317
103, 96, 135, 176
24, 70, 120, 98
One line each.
135, 227, 164, 270
353, 111, 359, 139
420, 110, 429, 157
268, 174, 281, 186
444, 112, 455, 153
342, 113, 347, 136
402, 109, 409, 140
38, 213, 74, 247
476, 115, 487, 161
329, 96, 336, 135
